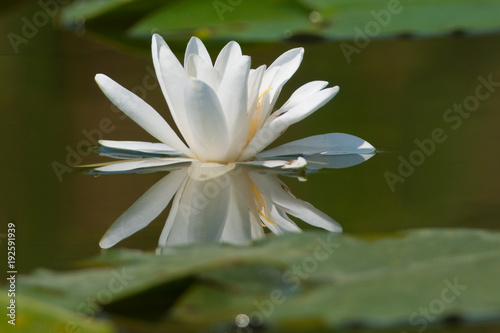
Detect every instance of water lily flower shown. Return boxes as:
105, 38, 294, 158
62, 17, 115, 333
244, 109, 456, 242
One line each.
99, 163, 342, 249
94, 34, 374, 171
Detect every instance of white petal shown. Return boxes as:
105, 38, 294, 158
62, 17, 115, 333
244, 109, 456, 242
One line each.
158, 175, 190, 247
257, 133, 375, 158
257, 66, 280, 121
185, 53, 220, 91
151, 34, 195, 147
214, 41, 242, 79
304, 153, 375, 170
280, 81, 329, 111
238, 86, 339, 161
278, 199, 342, 232
269, 205, 302, 233
274, 86, 340, 125
251, 174, 342, 232
184, 36, 212, 67
266, 48, 304, 104
99, 169, 188, 249
220, 172, 253, 244
242, 160, 289, 168
217, 55, 251, 160
99, 140, 181, 155
184, 78, 230, 162
95, 74, 192, 157
158, 164, 230, 246
95, 158, 192, 172
247, 65, 266, 112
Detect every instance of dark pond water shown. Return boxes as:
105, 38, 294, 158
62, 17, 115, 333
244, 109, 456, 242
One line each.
2, 3, 500, 274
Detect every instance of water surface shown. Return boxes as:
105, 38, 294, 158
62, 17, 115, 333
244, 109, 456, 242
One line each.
2, 7, 500, 272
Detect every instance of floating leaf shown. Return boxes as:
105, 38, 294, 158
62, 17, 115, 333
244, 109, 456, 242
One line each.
60, 0, 500, 42
12, 229, 500, 331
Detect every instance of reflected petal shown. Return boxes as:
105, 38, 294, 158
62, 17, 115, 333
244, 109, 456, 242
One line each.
251, 172, 342, 232
158, 164, 231, 246
305, 153, 375, 170
94, 158, 192, 173
99, 168, 188, 249
221, 172, 253, 244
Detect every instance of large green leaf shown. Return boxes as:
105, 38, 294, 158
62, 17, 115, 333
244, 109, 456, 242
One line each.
60, 0, 500, 42
12, 229, 500, 331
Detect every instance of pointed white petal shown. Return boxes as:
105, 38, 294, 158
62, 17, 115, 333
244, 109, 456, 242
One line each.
257, 133, 375, 158
280, 81, 329, 111
184, 78, 230, 162
214, 41, 242, 78
94, 158, 192, 172
274, 86, 339, 125
185, 53, 220, 91
99, 169, 188, 249
151, 34, 195, 147
99, 140, 181, 155
238, 86, 339, 161
184, 36, 212, 67
266, 48, 304, 103
95, 74, 193, 157
247, 65, 266, 112
304, 153, 376, 170
217, 55, 251, 160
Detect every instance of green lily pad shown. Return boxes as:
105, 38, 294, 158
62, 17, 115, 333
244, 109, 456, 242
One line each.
60, 0, 500, 42
12, 229, 500, 331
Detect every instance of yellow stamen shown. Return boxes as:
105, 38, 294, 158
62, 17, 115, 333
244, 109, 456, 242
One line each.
257, 87, 273, 108
251, 182, 276, 227
249, 87, 273, 141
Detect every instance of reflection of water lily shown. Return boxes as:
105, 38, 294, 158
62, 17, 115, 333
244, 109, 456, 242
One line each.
99, 163, 341, 249
94, 34, 375, 171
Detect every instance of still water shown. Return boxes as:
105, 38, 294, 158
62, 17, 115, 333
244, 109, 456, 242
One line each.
2, 10, 500, 273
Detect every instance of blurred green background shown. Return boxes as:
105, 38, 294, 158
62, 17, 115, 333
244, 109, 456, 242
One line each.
1, 1, 500, 332
1, 0, 499, 274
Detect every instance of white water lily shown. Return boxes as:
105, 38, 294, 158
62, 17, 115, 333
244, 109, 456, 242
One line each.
99, 163, 342, 249
94, 34, 374, 170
